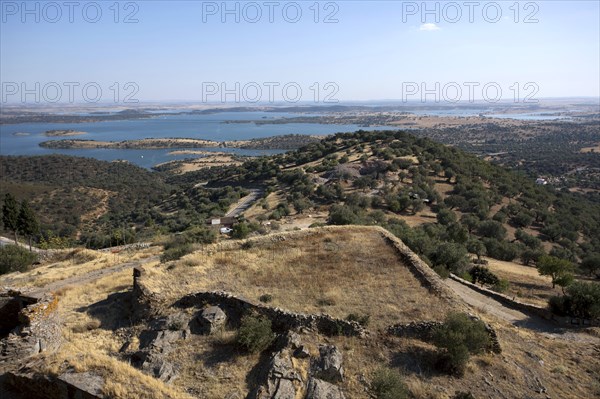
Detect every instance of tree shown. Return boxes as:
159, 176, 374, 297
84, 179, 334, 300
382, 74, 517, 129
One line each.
460, 214, 480, 234
17, 200, 40, 251
431, 242, 468, 274
2, 193, 19, 244
537, 255, 575, 290
580, 254, 600, 279
467, 239, 487, 260
437, 208, 457, 226
477, 220, 506, 240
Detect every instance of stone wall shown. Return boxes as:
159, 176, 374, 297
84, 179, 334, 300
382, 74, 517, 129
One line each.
387, 318, 502, 354
174, 291, 368, 337
0, 290, 62, 364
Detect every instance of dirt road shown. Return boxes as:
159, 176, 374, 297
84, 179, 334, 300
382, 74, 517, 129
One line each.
27, 255, 159, 299
445, 278, 598, 342
226, 189, 263, 217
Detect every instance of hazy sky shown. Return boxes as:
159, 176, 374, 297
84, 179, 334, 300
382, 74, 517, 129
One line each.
1, 1, 599, 103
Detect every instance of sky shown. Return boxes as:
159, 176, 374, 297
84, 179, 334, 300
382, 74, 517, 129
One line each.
1, 0, 599, 104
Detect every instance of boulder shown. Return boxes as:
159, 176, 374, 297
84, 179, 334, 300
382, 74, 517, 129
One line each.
313, 345, 344, 383
141, 353, 178, 383
306, 378, 346, 399
197, 306, 227, 334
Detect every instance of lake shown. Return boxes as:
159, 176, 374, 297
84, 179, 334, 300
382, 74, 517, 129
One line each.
0, 112, 390, 169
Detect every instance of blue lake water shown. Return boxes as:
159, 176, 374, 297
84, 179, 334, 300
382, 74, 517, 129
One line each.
0, 112, 391, 169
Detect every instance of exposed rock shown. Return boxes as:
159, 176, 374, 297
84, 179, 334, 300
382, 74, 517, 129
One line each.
293, 345, 310, 359
197, 306, 227, 334
306, 378, 346, 399
313, 345, 344, 383
255, 350, 302, 399
141, 353, 178, 383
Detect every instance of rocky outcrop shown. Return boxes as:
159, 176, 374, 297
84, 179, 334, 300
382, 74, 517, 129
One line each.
131, 313, 192, 383
312, 345, 344, 383
306, 378, 346, 399
256, 350, 302, 399
253, 333, 347, 399
6, 370, 104, 399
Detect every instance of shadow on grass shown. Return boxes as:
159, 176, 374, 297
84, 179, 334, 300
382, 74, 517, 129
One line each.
390, 345, 444, 377
195, 338, 240, 368
75, 289, 132, 330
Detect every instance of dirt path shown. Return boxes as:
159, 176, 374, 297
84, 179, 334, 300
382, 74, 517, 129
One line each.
445, 279, 598, 342
226, 189, 263, 217
28, 255, 159, 299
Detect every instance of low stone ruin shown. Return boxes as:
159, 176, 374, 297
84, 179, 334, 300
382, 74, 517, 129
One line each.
0, 289, 62, 364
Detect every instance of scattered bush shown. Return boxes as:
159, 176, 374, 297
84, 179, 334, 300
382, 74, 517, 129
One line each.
160, 242, 193, 263
433, 265, 450, 279
0, 245, 38, 274
549, 282, 600, 320
259, 294, 273, 303
236, 315, 275, 353
232, 222, 251, 239
492, 279, 510, 293
433, 313, 491, 376
371, 368, 410, 399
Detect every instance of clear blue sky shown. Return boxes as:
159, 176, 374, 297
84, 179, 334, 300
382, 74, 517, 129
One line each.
1, 1, 599, 103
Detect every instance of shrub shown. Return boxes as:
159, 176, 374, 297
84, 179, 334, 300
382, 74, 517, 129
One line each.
259, 294, 273, 303
160, 243, 193, 263
371, 368, 410, 399
433, 265, 450, 279
236, 315, 275, 353
232, 222, 251, 239
0, 245, 38, 274
492, 279, 510, 293
346, 313, 370, 327
549, 282, 600, 320
432, 313, 491, 376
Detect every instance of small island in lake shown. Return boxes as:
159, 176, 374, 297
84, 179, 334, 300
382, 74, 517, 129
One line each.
44, 129, 87, 137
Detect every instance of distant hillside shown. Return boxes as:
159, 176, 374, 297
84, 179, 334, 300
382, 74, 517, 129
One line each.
174, 130, 600, 268
0, 155, 246, 247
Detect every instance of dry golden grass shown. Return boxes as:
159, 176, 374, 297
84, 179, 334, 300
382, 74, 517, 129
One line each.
39, 342, 194, 399
141, 227, 455, 330
484, 257, 561, 306
0, 247, 159, 290
26, 262, 197, 399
